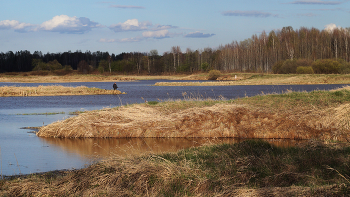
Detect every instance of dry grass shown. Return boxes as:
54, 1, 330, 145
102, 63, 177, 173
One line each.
3, 72, 350, 84
0, 73, 190, 83
1, 140, 349, 196
0, 85, 124, 97
155, 73, 350, 86
37, 87, 350, 141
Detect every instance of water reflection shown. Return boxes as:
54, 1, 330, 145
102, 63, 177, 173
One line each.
39, 137, 305, 160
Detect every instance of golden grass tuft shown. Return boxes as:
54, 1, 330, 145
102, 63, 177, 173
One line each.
37, 95, 350, 140
0, 85, 124, 97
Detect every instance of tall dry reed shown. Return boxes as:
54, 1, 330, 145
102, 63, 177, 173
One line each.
36, 87, 350, 141
0, 85, 124, 97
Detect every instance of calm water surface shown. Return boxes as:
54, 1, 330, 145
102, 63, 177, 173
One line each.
0, 80, 348, 176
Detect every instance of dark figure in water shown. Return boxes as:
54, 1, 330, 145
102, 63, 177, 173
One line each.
113, 83, 118, 90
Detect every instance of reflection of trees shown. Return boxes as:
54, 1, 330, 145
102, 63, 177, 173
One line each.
39, 138, 302, 159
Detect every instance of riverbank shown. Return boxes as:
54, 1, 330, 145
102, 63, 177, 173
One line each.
155, 73, 350, 86
0, 72, 190, 83
0, 85, 124, 97
2, 72, 350, 85
1, 140, 349, 196
36, 86, 350, 141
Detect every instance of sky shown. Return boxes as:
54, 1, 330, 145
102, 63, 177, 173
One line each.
0, 0, 349, 55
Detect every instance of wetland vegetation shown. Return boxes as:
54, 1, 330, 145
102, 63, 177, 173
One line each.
2, 73, 350, 196
1, 140, 350, 196
37, 86, 350, 141
0, 85, 124, 97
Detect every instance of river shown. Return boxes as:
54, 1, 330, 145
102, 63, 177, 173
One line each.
0, 80, 347, 176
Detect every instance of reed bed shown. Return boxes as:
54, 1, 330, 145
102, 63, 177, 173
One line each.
0, 73, 189, 83
0, 85, 124, 97
37, 87, 350, 141
1, 140, 349, 196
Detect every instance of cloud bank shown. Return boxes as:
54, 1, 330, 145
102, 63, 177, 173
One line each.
40, 15, 101, 34
0, 15, 101, 34
0, 20, 33, 32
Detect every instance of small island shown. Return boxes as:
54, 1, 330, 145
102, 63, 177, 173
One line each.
0, 85, 125, 97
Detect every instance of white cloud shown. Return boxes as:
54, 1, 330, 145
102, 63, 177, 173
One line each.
0, 20, 33, 32
99, 37, 144, 43
184, 31, 215, 38
222, 10, 276, 17
120, 37, 144, 42
109, 19, 151, 32
99, 38, 117, 43
152, 24, 177, 30
324, 23, 342, 32
40, 15, 100, 34
142, 29, 169, 38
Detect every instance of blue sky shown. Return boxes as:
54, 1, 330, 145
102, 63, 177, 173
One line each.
0, 0, 349, 55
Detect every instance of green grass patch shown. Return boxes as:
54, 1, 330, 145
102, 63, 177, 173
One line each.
234, 89, 350, 111
159, 140, 350, 190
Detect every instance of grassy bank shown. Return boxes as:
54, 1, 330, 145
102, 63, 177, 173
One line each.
37, 86, 350, 141
155, 73, 350, 86
1, 140, 349, 196
2, 72, 350, 85
0, 72, 189, 83
0, 85, 124, 97
37, 88, 350, 141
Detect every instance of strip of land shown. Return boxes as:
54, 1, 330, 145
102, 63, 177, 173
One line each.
3, 86, 350, 196
1, 140, 349, 196
0, 85, 124, 97
155, 73, 350, 86
37, 86, 350, 141
2, 72, 350, 85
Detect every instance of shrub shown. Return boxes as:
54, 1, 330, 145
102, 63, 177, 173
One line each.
272, 61, 284, 74
208, 70, 222, 80
98, 65, 104, 73
273, 59, 313, 74
296, 66, 314, 74
47, 59, 63, 71
279, 59, 298, 74
312, 59, 341, 74
338, 59, 350, 74
63, 65, 73, 71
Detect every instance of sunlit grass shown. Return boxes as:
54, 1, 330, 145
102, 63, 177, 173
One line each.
0, 85, 124, 97
1, 140, 350, 196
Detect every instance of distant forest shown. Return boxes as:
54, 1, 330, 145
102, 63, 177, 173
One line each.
1, 26, 350, 74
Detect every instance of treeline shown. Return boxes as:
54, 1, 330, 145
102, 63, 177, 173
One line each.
1, 26, 350, 74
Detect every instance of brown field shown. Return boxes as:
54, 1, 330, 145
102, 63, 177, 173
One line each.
0, 85, 124, 97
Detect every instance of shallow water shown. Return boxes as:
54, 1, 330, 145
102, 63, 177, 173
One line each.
0, 80, 347, 176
